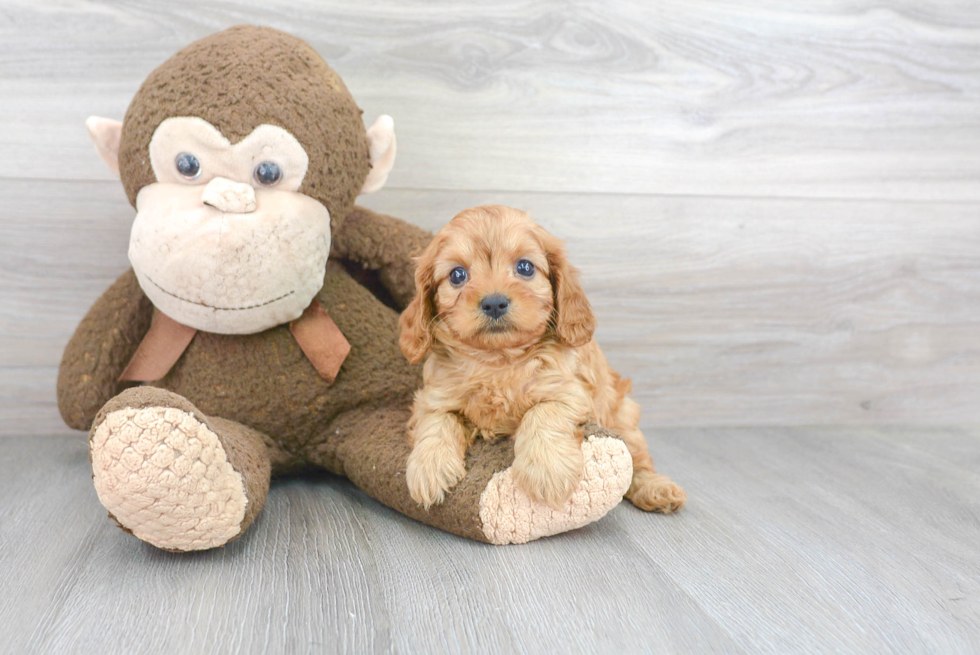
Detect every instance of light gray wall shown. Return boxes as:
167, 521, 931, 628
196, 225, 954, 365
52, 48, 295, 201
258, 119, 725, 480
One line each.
2, 0, 978, 434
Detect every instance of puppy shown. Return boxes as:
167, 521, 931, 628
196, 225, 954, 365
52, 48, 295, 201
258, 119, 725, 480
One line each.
399, 205, 685, 513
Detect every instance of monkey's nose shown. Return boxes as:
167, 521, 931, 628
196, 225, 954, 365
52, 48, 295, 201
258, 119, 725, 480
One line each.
480, 293, 510, 319
201, 177, 257, 214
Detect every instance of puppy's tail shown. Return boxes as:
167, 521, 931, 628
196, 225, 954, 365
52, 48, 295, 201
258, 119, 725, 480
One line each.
611, 370, 633, 397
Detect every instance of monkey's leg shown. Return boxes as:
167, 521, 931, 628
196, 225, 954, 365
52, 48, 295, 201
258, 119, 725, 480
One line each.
89, 387, 286, 551
314, 407, 633, 544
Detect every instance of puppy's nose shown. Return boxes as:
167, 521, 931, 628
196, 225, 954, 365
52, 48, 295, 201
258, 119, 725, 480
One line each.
202, 177, 257, 214
481, 293, 510, 319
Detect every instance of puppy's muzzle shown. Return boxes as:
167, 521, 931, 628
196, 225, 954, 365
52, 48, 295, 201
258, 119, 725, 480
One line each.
480, 293, 510, 320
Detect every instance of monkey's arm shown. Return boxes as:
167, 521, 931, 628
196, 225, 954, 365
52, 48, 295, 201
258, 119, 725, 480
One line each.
57, 269, 154, 430
332, 205, 432, 309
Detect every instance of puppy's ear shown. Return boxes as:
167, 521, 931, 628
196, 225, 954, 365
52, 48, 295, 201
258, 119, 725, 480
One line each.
540, 228, 596, 347
399, 238, 440, 364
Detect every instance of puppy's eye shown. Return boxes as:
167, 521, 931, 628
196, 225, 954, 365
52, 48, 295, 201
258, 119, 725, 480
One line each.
254, 161, 283, 186
449, 266, 468, 287
175, 152, 201, 180
515, 259, 535, 278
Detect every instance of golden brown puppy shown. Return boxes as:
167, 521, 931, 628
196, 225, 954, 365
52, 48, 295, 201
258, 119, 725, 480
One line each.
399, 205, 686, 512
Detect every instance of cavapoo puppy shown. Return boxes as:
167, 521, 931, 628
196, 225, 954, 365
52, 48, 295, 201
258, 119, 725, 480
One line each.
399, 205, 685, 513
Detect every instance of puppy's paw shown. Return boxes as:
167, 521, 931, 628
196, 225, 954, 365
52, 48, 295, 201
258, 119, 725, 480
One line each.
406, 439, 467, 509
512, 437, 585, 509
627, 469, 686, 514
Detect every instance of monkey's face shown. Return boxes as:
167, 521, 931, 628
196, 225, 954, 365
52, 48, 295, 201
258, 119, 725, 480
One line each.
129, 117, 330, 334
87, 27, 398, 334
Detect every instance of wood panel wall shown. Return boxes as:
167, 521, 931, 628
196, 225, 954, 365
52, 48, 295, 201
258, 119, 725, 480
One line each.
2, 1, 978, 434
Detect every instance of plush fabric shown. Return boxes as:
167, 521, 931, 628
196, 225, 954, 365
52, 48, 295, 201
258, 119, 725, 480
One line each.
331, 205, 433, 308
148, 119, 310, 190
85, 116, 123, 176
480, 429, 633, 545
130, 180, 331, 334
119, 25, 370, 229
92, 387, 279, 551
119, 311, 197, 382
288, 301, 352, 384
92, 404, 248, 552
57, 25, 632, 551
57, 269, 153, 430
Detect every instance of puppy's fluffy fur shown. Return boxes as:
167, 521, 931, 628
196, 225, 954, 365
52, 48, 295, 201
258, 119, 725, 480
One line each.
399, 205, 685, 512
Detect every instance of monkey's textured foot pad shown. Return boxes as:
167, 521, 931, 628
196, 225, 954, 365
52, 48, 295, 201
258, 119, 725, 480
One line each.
91, 406, 248, 551
478, 435, 632, 545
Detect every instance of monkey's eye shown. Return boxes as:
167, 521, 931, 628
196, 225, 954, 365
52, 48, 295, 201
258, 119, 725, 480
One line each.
515, 259, 535, 278
175, 152, 201, 180
449, 266, 468, 287
254, 161, 283, 186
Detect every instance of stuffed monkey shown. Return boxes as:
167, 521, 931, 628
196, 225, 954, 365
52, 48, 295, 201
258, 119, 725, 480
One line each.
57, 26, 632, 551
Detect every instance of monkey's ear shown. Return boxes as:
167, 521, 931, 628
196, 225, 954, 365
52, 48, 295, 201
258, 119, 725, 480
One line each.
360, 115, 396, 195
86, 117, 123, 179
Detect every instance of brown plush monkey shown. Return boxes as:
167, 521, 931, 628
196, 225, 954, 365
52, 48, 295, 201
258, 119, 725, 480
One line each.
57, 26, 633, 551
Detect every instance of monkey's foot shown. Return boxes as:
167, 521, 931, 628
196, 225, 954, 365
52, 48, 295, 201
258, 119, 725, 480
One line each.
478, 434, 632, 545
91, 405, 248, 551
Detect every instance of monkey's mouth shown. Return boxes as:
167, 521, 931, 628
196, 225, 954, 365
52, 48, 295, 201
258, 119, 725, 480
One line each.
145, 275, 295, 312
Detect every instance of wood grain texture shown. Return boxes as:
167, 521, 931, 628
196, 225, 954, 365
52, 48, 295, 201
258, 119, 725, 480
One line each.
2, 428, 978, 654
0, 1, 979, 199
362, 190, 980, 426
3, 179, 977, 433
2, 3, 980, 651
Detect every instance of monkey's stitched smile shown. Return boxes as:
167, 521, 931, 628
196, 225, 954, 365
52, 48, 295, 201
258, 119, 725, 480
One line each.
145, 275, 296, 312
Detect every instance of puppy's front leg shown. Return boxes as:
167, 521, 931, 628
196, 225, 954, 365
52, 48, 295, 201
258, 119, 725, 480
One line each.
512, 402, 585, 509
406, 409, 468, 508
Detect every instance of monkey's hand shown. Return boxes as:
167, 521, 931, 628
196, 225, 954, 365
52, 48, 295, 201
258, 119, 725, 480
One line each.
57, 268, 154, 430
332, 205, 432, 309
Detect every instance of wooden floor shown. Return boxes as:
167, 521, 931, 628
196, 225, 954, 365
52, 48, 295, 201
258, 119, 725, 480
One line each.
2, 1, 980, 653
2, 427, 979, 654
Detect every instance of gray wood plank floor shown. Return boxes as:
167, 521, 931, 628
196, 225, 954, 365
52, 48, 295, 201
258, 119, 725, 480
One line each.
2, 1, 980, 653
2, 427, 979, 654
